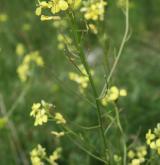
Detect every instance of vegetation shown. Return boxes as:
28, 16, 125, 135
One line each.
0, 0, 160, 164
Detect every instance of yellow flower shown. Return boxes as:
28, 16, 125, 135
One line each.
154, 123, 160, 137
119, 89, 127, 96
34, 109, 48, 126
31, 156, 43, 165
30, 101, 53, 126
146, 129, 155, 145
68, 65, 93, 93
101, 86, 127, 106
51, 0, 68, 14
40, 15, 60, 21
88, 24, 98, 34
0, 13, 8, 22
17, 51, 44, 82
81, 0, 107, 21
130, 158, 140, 165
17, 63, 29, 82
156, 139, 160, 148
16, 43, 25, 56
54, 113, 66, 124
49, 147, 62, 163
150, 141, 156, 149
128, 150, 135, 159
30, 144, 46, 165
30, 103, 41, 117
67, 0, 81, 9
136, 146, 147, 158
145, 124, 160, 156
51, 131, 65, 137
35, 7, 42, 16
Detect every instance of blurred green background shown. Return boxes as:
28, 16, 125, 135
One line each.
0, 0, 160, 164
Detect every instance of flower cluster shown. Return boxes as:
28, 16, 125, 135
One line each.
35, 0, 107, 34
128, 146, 147, 165
81, 0, 107, 21
30, 100, 66, 126
146, 123, 160, 155
69, 65, 94, 93
30, 144, 62, 165
30, 144, 46, 165
30, 100, 52, 126
17, 51, 44, 82
49, 147, 62, 164
35, 0, 81, 21
101, 86, 127, 106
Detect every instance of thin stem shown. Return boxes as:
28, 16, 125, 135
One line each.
99, 0, 129, 99
69, 12, 108, 163
7, 83, 30, 117
64, 126, 107, 164
115, 106, 127, 165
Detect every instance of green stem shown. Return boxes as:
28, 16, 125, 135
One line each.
64, 126, 108, 164
99, 0, 129, 99
69, 12, 108, 164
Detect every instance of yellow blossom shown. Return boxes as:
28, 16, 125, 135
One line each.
0, 13, 8, 22
150, 141, 156, 149
136, 146, 147, 158
49, 147, 62, 163
67, 0, 81, 9
17, 63, 29, 82
30, 100, 53, 126
88, 24, 98, 34
51, 131, 65, 137
81, 0, 107, 21
145, 124, 160, 156
156, 139, 160, 147
54, 113, 66, 124
40, 15, 60, 21
34, 109, 48, 126
154, 123, 160, 137
17, 51, 44, 82
101, 86, 127, 106
35, 7, 42, 16
30, 144, 46, 165
51, 0, 68, 14
130, 158, 141, 165
119, 89, 127, 96
128, 150, 135, 159
68, 65, 93, 93
146, 129, 155, 145
16, 43, 25, 56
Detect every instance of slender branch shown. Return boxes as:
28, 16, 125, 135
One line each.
64, 126, 107, 164
7, 84, 30, 117
99, 0, 129, 99
69, 12, 108, 163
